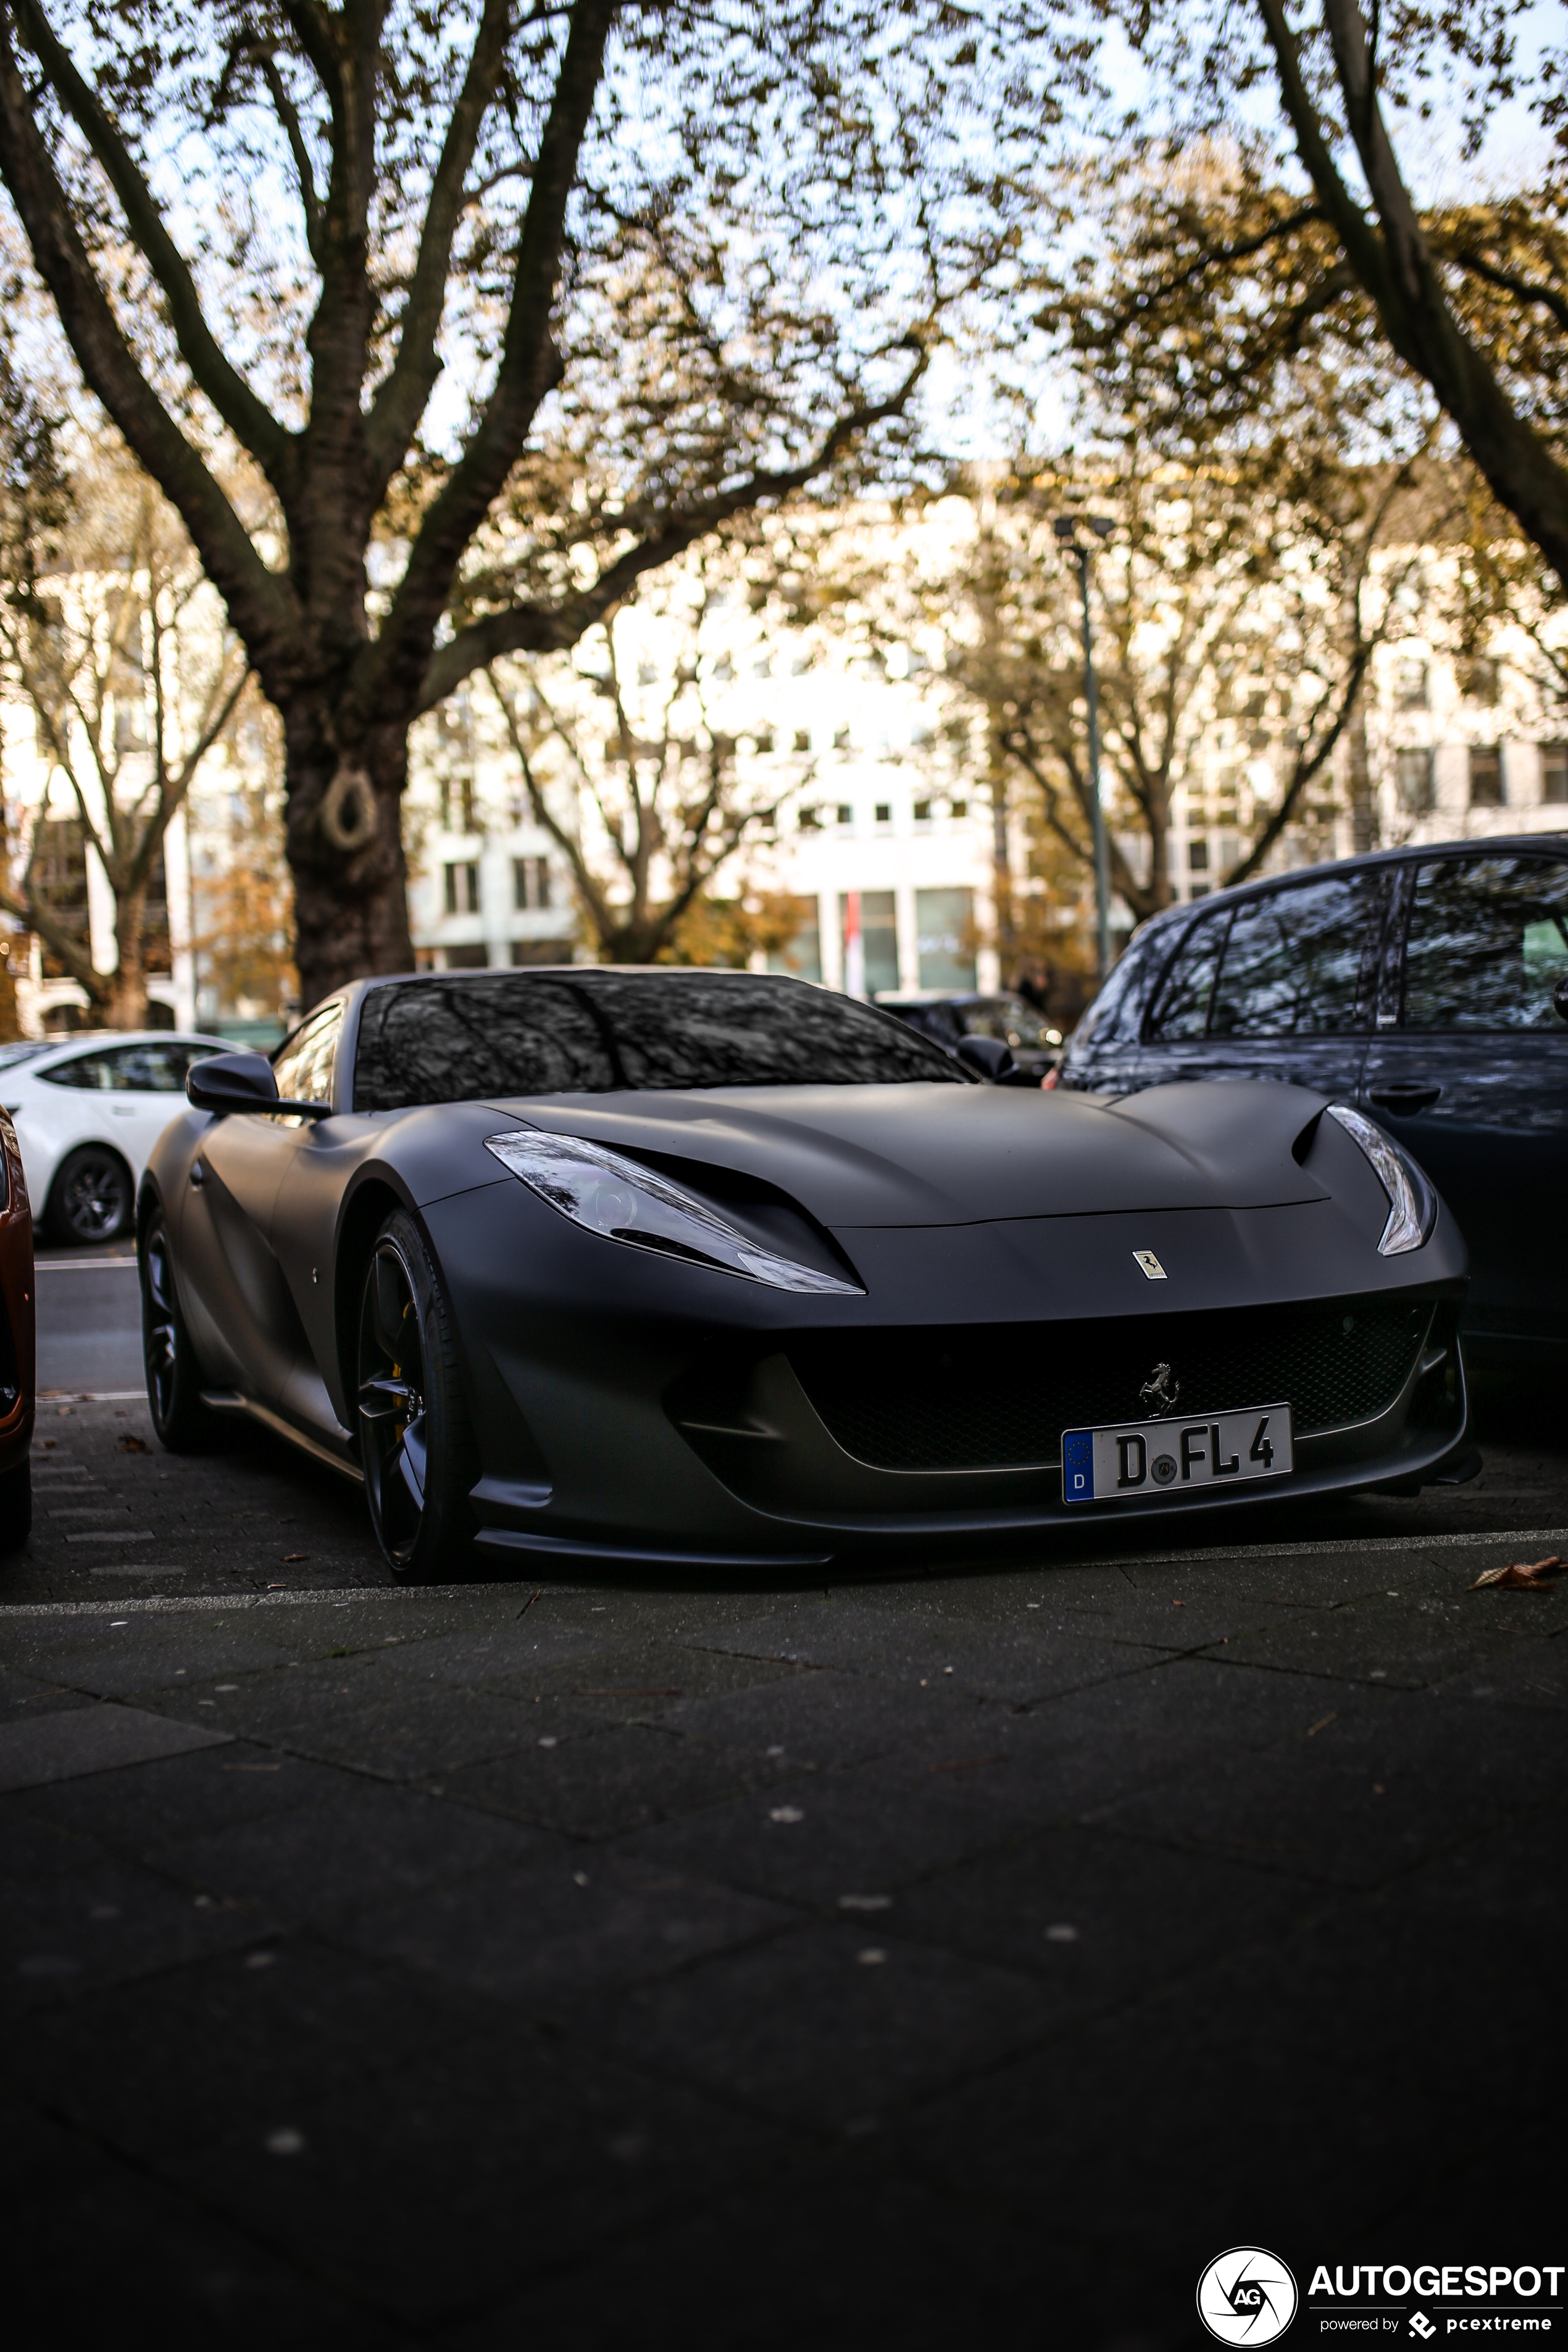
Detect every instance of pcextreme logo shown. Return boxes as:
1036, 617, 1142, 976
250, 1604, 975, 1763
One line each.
1198, 2248, 1300, 2345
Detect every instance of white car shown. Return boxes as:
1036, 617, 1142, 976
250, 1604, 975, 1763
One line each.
0, 1030, 230, 1246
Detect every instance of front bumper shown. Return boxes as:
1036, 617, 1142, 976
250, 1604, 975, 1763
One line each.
425, 1181, 1470, 1571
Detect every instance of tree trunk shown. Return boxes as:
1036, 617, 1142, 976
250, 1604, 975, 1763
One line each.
284, 710, 416, 1011
107, 877, 149, 1030
1345, 680, 1376, 854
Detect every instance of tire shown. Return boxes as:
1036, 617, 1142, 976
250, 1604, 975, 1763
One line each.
357, 1209, 476, 1583
140, 1207, 214, 1450
50, 1145, 134, 1246
0, 1459, 30, 1553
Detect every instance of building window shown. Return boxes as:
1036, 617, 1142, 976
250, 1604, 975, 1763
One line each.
1396, 746, 1434, 812
844, 890, 899, 997
443, 941, 488, 970
793, 729, 811, 754
874, 802, 892, 827
1188, 839, 1209, 873
514, 856, 551, 911
511, 939, 564, 967
31, 817, 91, 979
1541, 743, 1568, 804
949, 798, 967, 820
835, 803, 853, 827
1458, 655, 1500, 706
913, 800, 933, 824
444, 860, 480, 915
1395, 656, 1429, 712
1467, 746, 1503, 808
765, 896, 822, 985
915, 887, 976, 991
798, 806, 820, 831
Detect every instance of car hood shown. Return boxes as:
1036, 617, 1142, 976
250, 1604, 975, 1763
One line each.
495, 1079, 1332, 1228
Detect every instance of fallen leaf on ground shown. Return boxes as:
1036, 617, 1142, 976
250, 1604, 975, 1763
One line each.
281, 1553, 309, 1563
1470, 1555, 1562, 1591
117, 1434, 150, 1453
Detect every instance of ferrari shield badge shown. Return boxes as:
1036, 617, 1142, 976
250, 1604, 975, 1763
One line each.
1133, 1249, 1166, 1280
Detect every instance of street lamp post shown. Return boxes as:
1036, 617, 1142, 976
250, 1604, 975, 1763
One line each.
1053, 513, 1115, 983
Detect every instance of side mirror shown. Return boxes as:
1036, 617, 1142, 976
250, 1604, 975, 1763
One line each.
187, 1052, 330, 1119
956, 1035, 1016, 1082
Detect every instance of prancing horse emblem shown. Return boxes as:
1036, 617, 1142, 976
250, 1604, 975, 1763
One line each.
1133, 1249, 1166, 1280
1140, 1362, 1181, 1416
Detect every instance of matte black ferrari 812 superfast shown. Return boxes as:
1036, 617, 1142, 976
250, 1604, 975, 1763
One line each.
138, 968, 1472, 1580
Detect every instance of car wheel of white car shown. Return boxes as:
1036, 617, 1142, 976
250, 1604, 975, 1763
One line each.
49, 1145, 133, 1245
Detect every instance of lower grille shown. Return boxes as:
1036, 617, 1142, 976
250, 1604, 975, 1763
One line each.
790, 1299, 1432, 1474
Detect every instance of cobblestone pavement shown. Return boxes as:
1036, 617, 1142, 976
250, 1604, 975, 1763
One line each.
4, 1264, 1565, 2344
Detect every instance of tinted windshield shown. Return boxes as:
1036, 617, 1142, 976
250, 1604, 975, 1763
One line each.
353, 972, 968, 1111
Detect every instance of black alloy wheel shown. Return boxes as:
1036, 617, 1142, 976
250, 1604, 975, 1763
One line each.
357, 1209, 473, 1582
51, 1145, 133, 1245
140, 1209, 213, 1449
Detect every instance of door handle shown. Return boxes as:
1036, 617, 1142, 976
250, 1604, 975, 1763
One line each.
1369, 1085, 1441, 1114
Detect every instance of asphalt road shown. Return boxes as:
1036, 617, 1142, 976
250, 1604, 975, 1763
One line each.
4, 1246, 1566, 2345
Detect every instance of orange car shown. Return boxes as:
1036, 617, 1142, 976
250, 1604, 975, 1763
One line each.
0, 1104, 35, 1549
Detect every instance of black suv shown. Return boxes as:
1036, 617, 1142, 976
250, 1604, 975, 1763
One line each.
1057, 835, 1568, 1362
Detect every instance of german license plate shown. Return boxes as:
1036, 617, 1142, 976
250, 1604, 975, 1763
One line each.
1061, 1404, 1293, 1504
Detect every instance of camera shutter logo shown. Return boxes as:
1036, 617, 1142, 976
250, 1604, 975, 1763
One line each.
1196, 2248, 1298, 2345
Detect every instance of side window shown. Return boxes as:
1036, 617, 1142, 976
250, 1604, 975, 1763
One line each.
273, 1004, 343, 1105
99, 1043, 202, 1091
1404, 856, 1568, 1031
40, 1050, 115, 1090
1209, 871, 1386, 1038
1065, 931, 1156, 1051
1146, 909, 1229, 1041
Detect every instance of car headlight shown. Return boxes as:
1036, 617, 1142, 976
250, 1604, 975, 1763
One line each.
484, 1128, 863, 1295
1327, 1104, 1436, 1255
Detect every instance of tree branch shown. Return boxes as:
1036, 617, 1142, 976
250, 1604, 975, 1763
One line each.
365, 0, 515, 492
256, 49, 325, 267
10, 0, 297, 493
0, 25, 305, 679
352, 0, 619, 727
413, 346, 930, 716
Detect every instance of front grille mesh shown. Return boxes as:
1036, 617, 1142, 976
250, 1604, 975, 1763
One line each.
789, 1299, 1431, 1474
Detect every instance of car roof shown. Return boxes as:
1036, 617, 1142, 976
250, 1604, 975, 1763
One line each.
1132, 830, 1568, 943
16, 1029, 229, 1066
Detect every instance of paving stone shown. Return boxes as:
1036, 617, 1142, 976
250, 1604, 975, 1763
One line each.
1201, 1581, 1567, 1690
898, 1976, 1506, 2269
657, 1664, 978, 1773
338, 1849, 792, 2007
146, 1779, 553, 1924
437, 2154, 1128, 2352
698, 1598, 1164, 1704
6, 1738, 349, 1855
577, 1919, 1056, 2132
0, 1700, 228, 1793
156, 2027, 798, 2325
11, 2158, 398, 2347
1086, 1686, 1565, 1887
887, 1819, 1328, 1992
11, 1937, 482, 2160
1, 1853, 263, 2014
441, 1720, 785, 1840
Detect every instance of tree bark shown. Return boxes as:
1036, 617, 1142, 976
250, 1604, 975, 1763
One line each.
106, 874, 148, 1029
283, 709, 415, 1010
